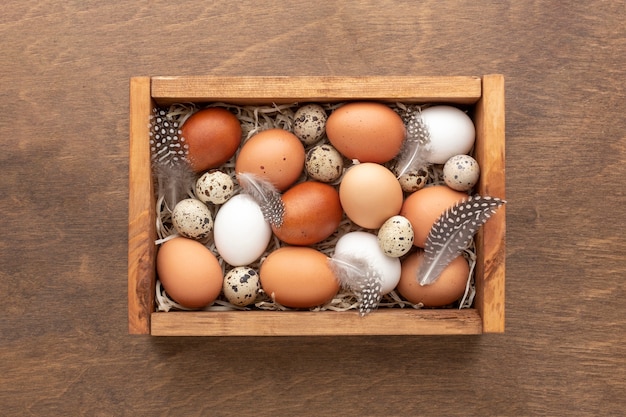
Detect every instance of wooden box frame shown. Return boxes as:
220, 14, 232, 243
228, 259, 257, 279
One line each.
128, 75, 506, 336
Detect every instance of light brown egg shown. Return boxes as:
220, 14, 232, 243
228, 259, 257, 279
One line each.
235, 128, 305, 191
339, 163, 403, 229
272, 181, 343, 246
156, 237, 223, 309
326, 102, 405, 163
400, 185, 468, 247
260, 247, 340, 308
397, 251, 469, 307
180, 108, 242, 172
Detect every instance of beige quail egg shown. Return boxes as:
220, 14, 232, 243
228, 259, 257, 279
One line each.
443, 154, 480, 191
377, 215, 414, 257
195, 170, 235, 204
171, 198, 213, 239
293, 104, 327, 145
223, 266, 260, 307
397, 168, 429, 193
305, 144, 344, 182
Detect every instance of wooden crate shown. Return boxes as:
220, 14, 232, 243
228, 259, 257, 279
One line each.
128, 75, 506, 336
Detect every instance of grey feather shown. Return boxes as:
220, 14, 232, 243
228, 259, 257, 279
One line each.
237, 172, 285, 227
394, 106, 432, 179
328, 253, 384, 316
417, 195, 506, 286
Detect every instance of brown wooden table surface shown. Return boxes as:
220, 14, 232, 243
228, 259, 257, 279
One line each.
2, 1, 624, 416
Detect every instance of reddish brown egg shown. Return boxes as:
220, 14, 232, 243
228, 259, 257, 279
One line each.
180, 108, 242, 172
235, 128, 305, 191
397, 251, 469, 307
260, 246, 339, 308
400, 185, 468, 247
272, 181, 343, 246
326, 102, 405, 163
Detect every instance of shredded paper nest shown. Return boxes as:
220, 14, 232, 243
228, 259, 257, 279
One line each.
151, 101, 477, 313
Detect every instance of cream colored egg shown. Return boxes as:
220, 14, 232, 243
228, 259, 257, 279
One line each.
377, 215, 414, 257
223, 266, 260, 307
195, 170, 235, 204
171, 198, 213, 240
305, 144, 344, 182
443, 154, 480, 191
293, 104, 328, 145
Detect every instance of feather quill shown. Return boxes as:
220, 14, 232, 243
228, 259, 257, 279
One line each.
394, 106, 432, 179
149, 107, 195, 210
417, 195, 506, 286
237, 172, 285, 227
328, 253, 384, 316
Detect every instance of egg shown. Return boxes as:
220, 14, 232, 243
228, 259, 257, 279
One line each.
334, 231, 401, 295
222, 266, 260, 307
214, 194, 272, 266
156, 237, 223, 309
396, 251, 469, 307
260, 247, 340, 308
339, 163, 403, 229
235, 128, 305, 191
305, 144, 344, 183
326, 102, 405, 163
397, 167, 429, 193
400, 185, 468, 247
195, 170, 235, 205
171, 198, 213, 240
443, 154, 480, 191
377, 215, 414, 257
420, 105, 475, 164
293, 104, 328, 145
272, 181, 343, 246
180, 107, 242, 172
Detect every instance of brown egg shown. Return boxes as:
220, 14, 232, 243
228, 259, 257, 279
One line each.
326, 102, 405, 163
156, 237, 223, 309
236, 128, 305, 191
397, 251, 469, 307
180, 108, 242, 172
272, 181, 343, 246
400, 185, 468, 247
260, 247, 340, 308
339, 163, 403, 229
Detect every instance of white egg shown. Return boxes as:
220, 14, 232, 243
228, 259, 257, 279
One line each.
443, 154, 480, 191
377, 215, 414, 257
334, 231, 401, 294
214, 194, 271, 266
171, 198, 213, 240
420, 105, 475, 164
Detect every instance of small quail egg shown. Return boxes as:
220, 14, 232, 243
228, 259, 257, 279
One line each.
293, 104, 328, 145
377, 215, 414, 257
195, 170, 235, 204
397, 168, 429, 193
443, 154, 480, 191
223, 266, 260, 307
305, 144, 344, 182
171, 198, 213, 240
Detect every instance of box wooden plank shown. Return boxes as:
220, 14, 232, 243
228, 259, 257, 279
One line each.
128, 75, 506, 336
151, 309, 483, 336
151, 75, 482, 106
473, 74, 506, 333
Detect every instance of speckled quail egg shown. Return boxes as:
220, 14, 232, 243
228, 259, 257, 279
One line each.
223, 266, 260, 307
377, 215, 414, 257
195, 170, 235, 205
305, 144, 344, 182
443, 154, 480, 191
293, 104, 328, 145
397, 168, 429, 193
171, 198, 213, 239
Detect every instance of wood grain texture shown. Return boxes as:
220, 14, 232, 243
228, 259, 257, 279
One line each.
1, 0, 625, 416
